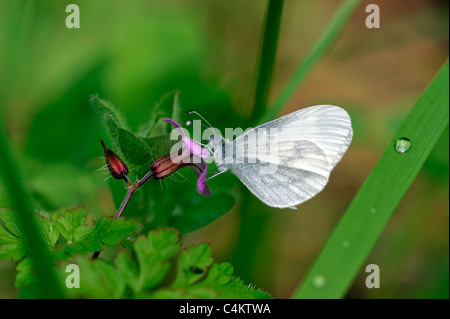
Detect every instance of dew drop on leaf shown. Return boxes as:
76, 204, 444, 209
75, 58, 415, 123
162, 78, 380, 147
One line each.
394, 137, 411, 153
312, 274, 327, 289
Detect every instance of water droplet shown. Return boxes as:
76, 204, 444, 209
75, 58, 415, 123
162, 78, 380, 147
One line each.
186, 120, 192, 126
312, 274, 327, 289
394, 137, 411, 153
342, 240, 351, 248
369, 207, 376, 214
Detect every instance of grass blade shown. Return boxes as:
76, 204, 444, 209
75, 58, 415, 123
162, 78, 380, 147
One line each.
232, 0, 284, 282
248, 0, 284, 124
293, 60, 449, 299
259, 0, 362, 124
0, 108, 63, 298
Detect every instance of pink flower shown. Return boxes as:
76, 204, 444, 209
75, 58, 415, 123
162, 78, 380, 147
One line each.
163, 118, 210, 159
147, 118, 211, 196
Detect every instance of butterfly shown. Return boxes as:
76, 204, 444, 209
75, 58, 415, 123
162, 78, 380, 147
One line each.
167, 105, 352, 209
205, 105, 353, 209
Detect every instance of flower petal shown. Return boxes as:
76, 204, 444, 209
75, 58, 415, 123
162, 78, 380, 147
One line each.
164, 118, 210, 158
190, 158, 211, 196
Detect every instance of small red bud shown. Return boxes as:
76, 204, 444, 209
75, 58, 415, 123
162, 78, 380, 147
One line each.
150, 153, 189, 180
101, 140, 129, 182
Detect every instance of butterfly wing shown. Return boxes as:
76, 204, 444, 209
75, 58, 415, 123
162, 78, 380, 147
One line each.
226, 105, 353, 208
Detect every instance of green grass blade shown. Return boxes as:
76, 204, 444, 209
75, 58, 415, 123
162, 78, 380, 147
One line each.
293, 60, 449, 299
259, 0, 361, 124
0, 109, 63, 298
248, 0, 284, 124
231, 0, 284, 284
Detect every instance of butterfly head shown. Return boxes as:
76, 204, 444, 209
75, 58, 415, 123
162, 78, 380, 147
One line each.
185, 110, 226, 165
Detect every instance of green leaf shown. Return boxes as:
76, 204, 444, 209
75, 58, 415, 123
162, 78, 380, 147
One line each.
154, 244, 271, 299
0, 216, 20, 244
140, 134, 173, 162
0, 208, 24, 239
90, 95, 128, 130
133, 228, 180, 291
173, 191, 236, 234
0, 208, 26, 260
92, 95, 176, 167
15, 258, 35, 288
195, 263, 271, 299
73, 216, 139, 252
64, 257, 127, 299
294, 60, 449, 298
102, 217, 141, 246
140, 90, 182, 137
34, 214, 59, 248
0, 242, 26, 260
115, 125, 153, 165
57, 228, 270, 299
51, 207, 88, 243
173, 243, 213, 287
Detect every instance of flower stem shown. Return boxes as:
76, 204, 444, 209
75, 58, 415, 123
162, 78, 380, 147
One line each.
137, 170, 155, 188
114, 187, 135, 219
92, 170, 154, 259
259, 0, 362, 124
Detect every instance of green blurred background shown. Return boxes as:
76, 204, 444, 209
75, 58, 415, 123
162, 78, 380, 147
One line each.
0, 0, 448, 298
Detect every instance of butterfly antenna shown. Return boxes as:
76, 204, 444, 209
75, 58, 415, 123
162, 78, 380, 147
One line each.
186, 119, 210, 130
186, 110, 213, 129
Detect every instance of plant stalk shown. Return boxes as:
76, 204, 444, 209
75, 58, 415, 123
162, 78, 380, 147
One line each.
248, 0, 284, 124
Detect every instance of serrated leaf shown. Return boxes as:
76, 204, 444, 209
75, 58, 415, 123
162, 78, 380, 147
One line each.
0, 222, 19, 244
73, 216, 139, 252
173, 243, 213, 287
134, 228, 180, 291
195, 263, 271, 298
51, 207, 88, 243
101, 217, 140, 246
63, 257, 127, 299
55, 228, 270, 299
34, 214, 59, 248
15, 258, 35, 288
0, 208, 24, 239
167, 244, 271, 298
166, 243, 271, 299
0, 242, 26, 260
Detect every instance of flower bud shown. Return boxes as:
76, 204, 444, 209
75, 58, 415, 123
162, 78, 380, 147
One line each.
101, 140, 129, 182
150, 154, 187, 180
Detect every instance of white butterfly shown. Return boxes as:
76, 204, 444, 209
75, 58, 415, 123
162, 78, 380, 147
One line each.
205, 105, 353, 209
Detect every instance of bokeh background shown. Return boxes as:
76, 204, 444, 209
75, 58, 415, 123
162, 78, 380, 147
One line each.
0, 0, 448, 298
